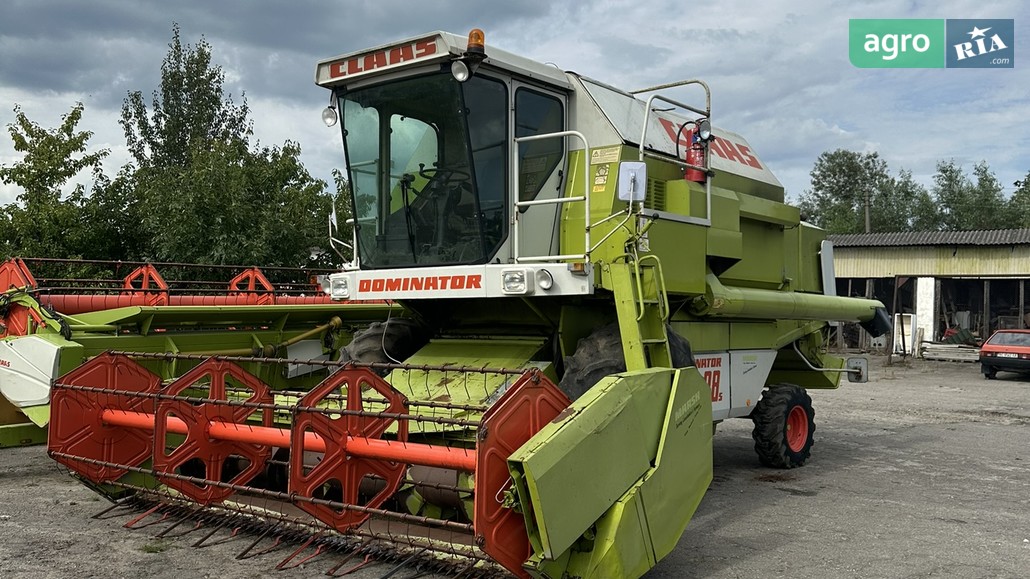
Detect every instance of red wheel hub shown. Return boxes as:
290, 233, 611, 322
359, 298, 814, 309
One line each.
786, 404, 809, 453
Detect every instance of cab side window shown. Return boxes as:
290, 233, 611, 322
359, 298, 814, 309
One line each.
515, 89, 564, 202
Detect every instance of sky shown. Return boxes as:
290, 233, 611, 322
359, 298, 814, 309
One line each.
1, 0, 1028, 209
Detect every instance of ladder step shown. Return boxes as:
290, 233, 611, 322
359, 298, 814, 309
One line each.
640, 338, 669, 344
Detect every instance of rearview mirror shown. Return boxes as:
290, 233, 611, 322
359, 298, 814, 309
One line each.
845, 357, 869, 383
617, 161, 647, 202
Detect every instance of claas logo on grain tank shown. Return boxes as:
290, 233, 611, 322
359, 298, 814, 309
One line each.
658, 118, 763, 169
327, 39, 437, 79
358, 275, 483, 293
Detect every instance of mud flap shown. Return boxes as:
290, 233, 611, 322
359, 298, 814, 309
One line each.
507, 367, 713, 579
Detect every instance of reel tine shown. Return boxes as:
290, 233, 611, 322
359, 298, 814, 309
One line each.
123, 504, 168, 529
325, 538, 375, 577
90, 499, 136, 520
192, 519, 244, 548
328, 553, 376, 577
235, 523, 284, 560
378, 547, 428, 579
274, 531, 326, 571
154, 513, 204, 538
450, 561, 478, 579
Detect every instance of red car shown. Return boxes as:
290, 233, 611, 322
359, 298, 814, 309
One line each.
979, 329, 1030, 379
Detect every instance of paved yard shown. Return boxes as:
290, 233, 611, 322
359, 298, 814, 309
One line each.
1, 357, 1028, 578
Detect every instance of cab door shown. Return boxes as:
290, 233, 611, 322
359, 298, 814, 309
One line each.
512, 83, 567, 259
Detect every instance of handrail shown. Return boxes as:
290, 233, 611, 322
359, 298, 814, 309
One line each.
512, 130, 591, 263
633, 254, 669, 322
634, 80, 713, 227
327, 205, 360, 269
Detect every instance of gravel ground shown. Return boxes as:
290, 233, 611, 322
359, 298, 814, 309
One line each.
1, 356, 1028, 578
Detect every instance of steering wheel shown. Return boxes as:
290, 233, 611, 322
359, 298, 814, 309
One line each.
412, 163, 472, 213
407, 164, 473, 249
418, 163, 471, 186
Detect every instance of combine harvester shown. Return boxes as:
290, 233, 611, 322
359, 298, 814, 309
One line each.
41, 30, 890, 578
0, 258, 392, 446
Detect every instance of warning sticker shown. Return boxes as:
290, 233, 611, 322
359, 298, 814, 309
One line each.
592, 164, 610, 193
590, 146, 621, 165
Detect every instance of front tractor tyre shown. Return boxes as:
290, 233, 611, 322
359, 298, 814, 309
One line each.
339, 318, 430, 374
751, 384, 815, 469
558, 322, 694, 401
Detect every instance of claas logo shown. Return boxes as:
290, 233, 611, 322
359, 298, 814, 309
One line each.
327, 39, 437, 79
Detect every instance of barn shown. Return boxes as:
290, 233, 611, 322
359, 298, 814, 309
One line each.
828, 229, 1030, 354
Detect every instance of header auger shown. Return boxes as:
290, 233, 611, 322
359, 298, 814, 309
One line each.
36, 28, 890, 578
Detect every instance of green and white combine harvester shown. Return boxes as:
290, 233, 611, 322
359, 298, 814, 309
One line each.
3, 30, 891, 578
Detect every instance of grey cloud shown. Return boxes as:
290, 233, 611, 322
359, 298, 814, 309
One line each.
2, 0, 1028, 208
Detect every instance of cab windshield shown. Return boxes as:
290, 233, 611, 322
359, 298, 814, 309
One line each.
340, 72, 507, 268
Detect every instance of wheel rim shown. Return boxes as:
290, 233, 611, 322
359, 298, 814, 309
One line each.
786, 405, 809, 453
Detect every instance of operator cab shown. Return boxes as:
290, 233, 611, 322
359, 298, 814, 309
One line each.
319, 31, 570, 270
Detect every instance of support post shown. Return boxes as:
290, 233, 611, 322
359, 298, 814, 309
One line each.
982, 279, 991, 340
1020, 279, 1025, 329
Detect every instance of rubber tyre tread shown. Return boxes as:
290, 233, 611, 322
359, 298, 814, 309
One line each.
981, 364, 997, 380
340, 318, 429, 374
558, 322, 695, 401
751, 384, 815, 469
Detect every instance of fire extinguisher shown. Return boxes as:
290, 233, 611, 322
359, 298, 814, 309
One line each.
683, 126, 707, 184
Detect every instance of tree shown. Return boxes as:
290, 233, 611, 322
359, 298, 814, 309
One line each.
901, 170, 943, 232
120, 24, 251, 170
71, 166, 146, 262
1008, 171, 1030, 228
799, 149, 917, 234
121, 25, 331, 266
138, 139, 330, 266
933, 160, 1012, 231
876, 169, 938, 232
0, 103, 108, 257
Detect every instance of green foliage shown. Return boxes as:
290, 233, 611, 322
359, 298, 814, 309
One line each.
72, 166, 145, 261
1, 25, 331, 269
802, 149, 1023, 234
798, 149, 932, 234
1008, 172, 1030, 228
903, 170, 943, 232
139, 540, 172, 554
0, 103, 109, 258
932, 160, 1013, 231
120, 23, 251, 170
120, 24, 331, 267
137, 139, 330, 266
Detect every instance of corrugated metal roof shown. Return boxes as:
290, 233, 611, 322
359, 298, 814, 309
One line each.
829, 229, 1030, 248
833, 245, 1030, 277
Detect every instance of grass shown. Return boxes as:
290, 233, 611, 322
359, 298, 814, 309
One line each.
140, 540, 173, 554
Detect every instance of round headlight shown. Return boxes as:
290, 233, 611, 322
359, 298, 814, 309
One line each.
697, 118, 712, 141
451, 60, 471, 83
536, 269, 554, 290
321, 106, 339, 127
